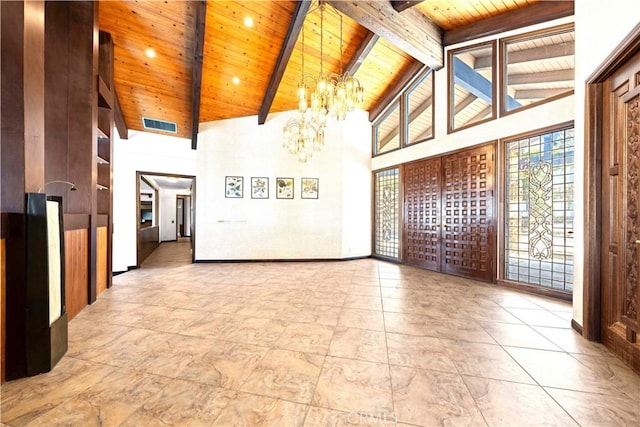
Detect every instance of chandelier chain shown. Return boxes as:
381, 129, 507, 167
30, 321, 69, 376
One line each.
282, 0, 364, 163
339, 11, 343, 74
319, 2, 324, 75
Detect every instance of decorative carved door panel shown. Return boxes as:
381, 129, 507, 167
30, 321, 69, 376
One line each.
402, 143, 495, 281
404, 158, 441, 270
441, 144, 495, 281
601, 50, 640, 371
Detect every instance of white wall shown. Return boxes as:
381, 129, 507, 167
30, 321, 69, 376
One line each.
572, 0, 640, 326
159, 188, 187, 242
112, 130, 196, 272
341, 114, 373, 257
195, 110, 371, 260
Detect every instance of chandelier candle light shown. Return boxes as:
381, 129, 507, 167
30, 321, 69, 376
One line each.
283, 1, 364, 163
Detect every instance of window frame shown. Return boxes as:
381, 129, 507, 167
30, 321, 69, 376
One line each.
372, 100, 402, 157
447, 40, 497, 134
498, 121, 576, 299
405, 69, 435, 147
499, 23, 575, 118
372, 69, 434, 157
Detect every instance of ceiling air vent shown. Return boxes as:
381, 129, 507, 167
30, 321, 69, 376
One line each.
142, 117, 177, 134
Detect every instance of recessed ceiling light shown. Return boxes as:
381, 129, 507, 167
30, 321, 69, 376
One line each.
145, 48, 156, 58
244, 16, 254, 28
232, 77, 240, 85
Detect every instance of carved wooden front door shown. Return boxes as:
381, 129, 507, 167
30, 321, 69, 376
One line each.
403, 143, 495, 282
441, 144, 495, 281
404, 158, 441, 270
601, 49, 640, 371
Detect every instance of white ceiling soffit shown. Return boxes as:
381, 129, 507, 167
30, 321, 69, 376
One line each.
143, 175, 193, 191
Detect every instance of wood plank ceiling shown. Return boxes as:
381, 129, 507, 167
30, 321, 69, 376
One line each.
416, 0, 539, 30
99, 1, 196, 139
98, 0, 572, 144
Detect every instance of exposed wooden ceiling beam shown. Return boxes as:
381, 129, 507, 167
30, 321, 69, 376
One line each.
258, 0, 311, 125
508, 40, 575, 64
369, 60, 427, 122
113, 87, 128, 140
453, 94, 478, 115
408, 96, 432, 123
514, 88, 571, 100
444, 1, 574, 46
453, 57, 520, 108
191, 0, 207, 150
475, 41, 574, 69
507, 69, 574, 85
344, 30, 379, 76
391, 1, 424, 13
378, 129, 399, 150
328, 0, 443, 70
465, 105, 492, 125
413, 126, 432, 142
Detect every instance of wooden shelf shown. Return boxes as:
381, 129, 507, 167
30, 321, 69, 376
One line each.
97, 155, 109, 165
97, 127, 109, 142
96, 30, 114, 292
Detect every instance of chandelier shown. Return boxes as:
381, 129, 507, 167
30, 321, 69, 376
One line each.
283, 1, 364, 162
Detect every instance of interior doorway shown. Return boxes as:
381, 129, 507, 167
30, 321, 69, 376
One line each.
135, 172, 195, 266
176, 195, 192, 239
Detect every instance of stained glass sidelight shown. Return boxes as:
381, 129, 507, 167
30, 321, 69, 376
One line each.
505, 127, 574, 291
374, 168, 400, 259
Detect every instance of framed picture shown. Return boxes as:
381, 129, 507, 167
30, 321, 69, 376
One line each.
276, 177, 294, 199
225, 176, 243, 198
301, 177, 319, 199
251, 177, 269, 199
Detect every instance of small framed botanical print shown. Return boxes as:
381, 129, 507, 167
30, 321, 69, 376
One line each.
251, 177, 269, 199
301, 177, 319, 199
276, 177, 294, 199
225, 176, 243, 198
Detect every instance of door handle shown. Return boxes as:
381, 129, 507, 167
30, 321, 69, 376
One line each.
635, 240, 640, 244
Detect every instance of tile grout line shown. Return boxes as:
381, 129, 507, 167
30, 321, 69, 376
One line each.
493, 329, 583, 426
378, 264, 399, 425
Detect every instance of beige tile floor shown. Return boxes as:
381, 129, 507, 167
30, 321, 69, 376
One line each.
2, 241, 639, 426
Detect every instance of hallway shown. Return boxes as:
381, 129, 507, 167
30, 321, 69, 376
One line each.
1, 242, 639, 426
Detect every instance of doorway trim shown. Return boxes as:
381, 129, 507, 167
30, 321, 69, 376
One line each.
135, 171, 196, 267
583, 23, 640, 341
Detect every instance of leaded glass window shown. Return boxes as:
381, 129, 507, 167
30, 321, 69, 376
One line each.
505, 127, 574, 291
374, 168, 400, 259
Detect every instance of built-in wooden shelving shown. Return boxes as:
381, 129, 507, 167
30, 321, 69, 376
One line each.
96, 31, 114, 292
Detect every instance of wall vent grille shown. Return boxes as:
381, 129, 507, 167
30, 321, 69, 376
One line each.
142, 117, 177, 133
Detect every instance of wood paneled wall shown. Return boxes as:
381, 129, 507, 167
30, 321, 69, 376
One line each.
1, 0, 46, 382
1, 238, 6, 384
96, 226, 108, 296
139, 226, 160, 267
65, 229, 89, 321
